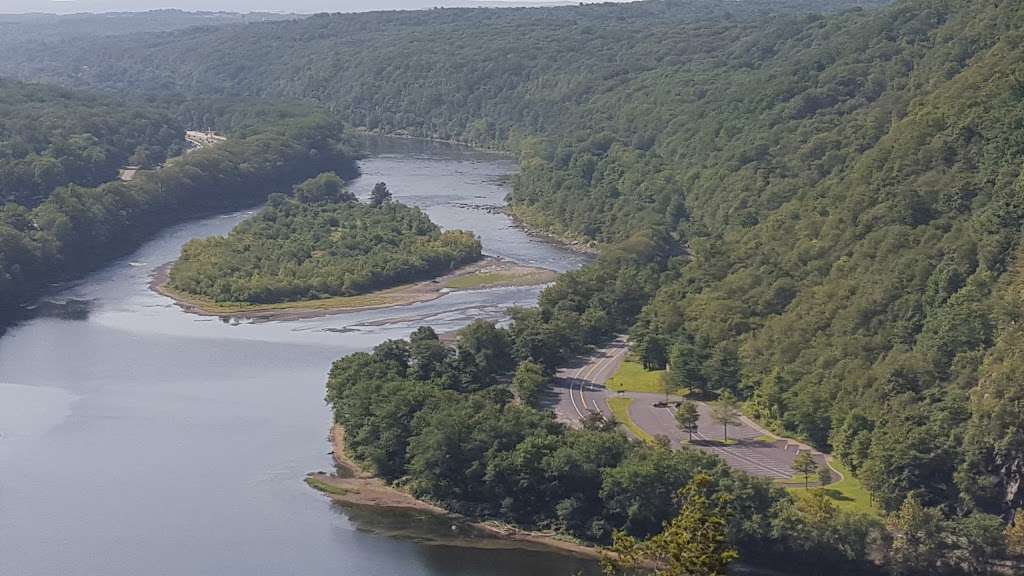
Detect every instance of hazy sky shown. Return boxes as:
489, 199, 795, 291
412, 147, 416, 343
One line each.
1, 0, 585, 14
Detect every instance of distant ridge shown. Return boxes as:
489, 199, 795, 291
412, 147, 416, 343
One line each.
0, 1, 575, 16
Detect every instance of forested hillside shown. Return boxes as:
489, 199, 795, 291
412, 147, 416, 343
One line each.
326, 321, 867, 573
0, 10, 296, 44
4, 0, 1024, 565
0, 112, 359, 325
0, 80, 182, 206
169, 178, 481, 304
0, 0, 888, 142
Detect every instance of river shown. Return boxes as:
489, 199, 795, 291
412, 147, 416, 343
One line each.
0, 138, 600, 576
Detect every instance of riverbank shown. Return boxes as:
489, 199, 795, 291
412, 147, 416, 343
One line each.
355, 130, 601, 260
352, 128, 509, 154
504, 204, 600, 255
151, 256, 558, 321
307, 425, 606, 561
305, 426, 448, 514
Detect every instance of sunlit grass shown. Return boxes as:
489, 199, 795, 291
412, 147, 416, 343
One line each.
444, 270, 553, 290
304, 474, 352, 496
606, 361, 667, 394
785, 460, 879, 517
699, 438, 739, 447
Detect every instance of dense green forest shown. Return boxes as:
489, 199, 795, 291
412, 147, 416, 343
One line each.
0, 79, 182, 206
328, 236, 1011, 573
169, 175, 481, 304
5, 0, 1024, 570
327, 314, 1004, 575
0, 112, 359, 325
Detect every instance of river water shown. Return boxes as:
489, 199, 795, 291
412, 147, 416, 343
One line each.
0, 138, 599, 576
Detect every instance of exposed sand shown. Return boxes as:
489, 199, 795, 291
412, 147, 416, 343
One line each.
306, 425, 605, 560
151, 256, 557, 322
307, 426, 447, 514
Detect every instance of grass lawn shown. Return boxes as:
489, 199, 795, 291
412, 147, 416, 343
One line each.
607, 397, 655, 444
606, 361, 668, 394
444, 270, 551, 290
699, 438, 739, 447
785, 460, 879, 517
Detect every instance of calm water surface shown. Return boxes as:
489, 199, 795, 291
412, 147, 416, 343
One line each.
0, 138, 597, 576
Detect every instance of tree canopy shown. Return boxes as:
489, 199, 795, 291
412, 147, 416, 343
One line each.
0, 79, 183, 206
0, 111, 359, 324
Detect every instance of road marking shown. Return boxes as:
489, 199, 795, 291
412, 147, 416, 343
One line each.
566, 341, 626, 422
568, 367, 586, 420
665, 405, 793, 478
576, 343, 625, 415
565, 341, 796, 480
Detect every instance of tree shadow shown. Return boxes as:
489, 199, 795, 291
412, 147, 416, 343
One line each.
821, 488, 854, 502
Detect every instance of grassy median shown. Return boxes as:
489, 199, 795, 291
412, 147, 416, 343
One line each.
607, 397, 656, 444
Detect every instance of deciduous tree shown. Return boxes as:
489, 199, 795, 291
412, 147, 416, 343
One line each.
792, 453, 818, 490
709, 391, 741, 443
675, 401, 700, 442
886, 495, 943, 575
602, 474, 738, 576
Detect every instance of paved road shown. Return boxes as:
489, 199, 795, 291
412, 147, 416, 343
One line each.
545, 338, 628, 424
544, 342, 831, 482
630, 399, 824, 480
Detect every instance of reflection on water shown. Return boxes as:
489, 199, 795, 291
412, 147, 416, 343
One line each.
353, 136, 590, 275
335, 502, 601, 576
25, 298, 94, 321
0, 382, 77, 438
0, 138, 597, 576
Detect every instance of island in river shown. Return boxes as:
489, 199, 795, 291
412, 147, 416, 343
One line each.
150, 171, 559, 320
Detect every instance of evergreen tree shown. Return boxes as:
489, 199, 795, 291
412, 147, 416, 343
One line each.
370, 181, 392, 206
669, 342, 707, 397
